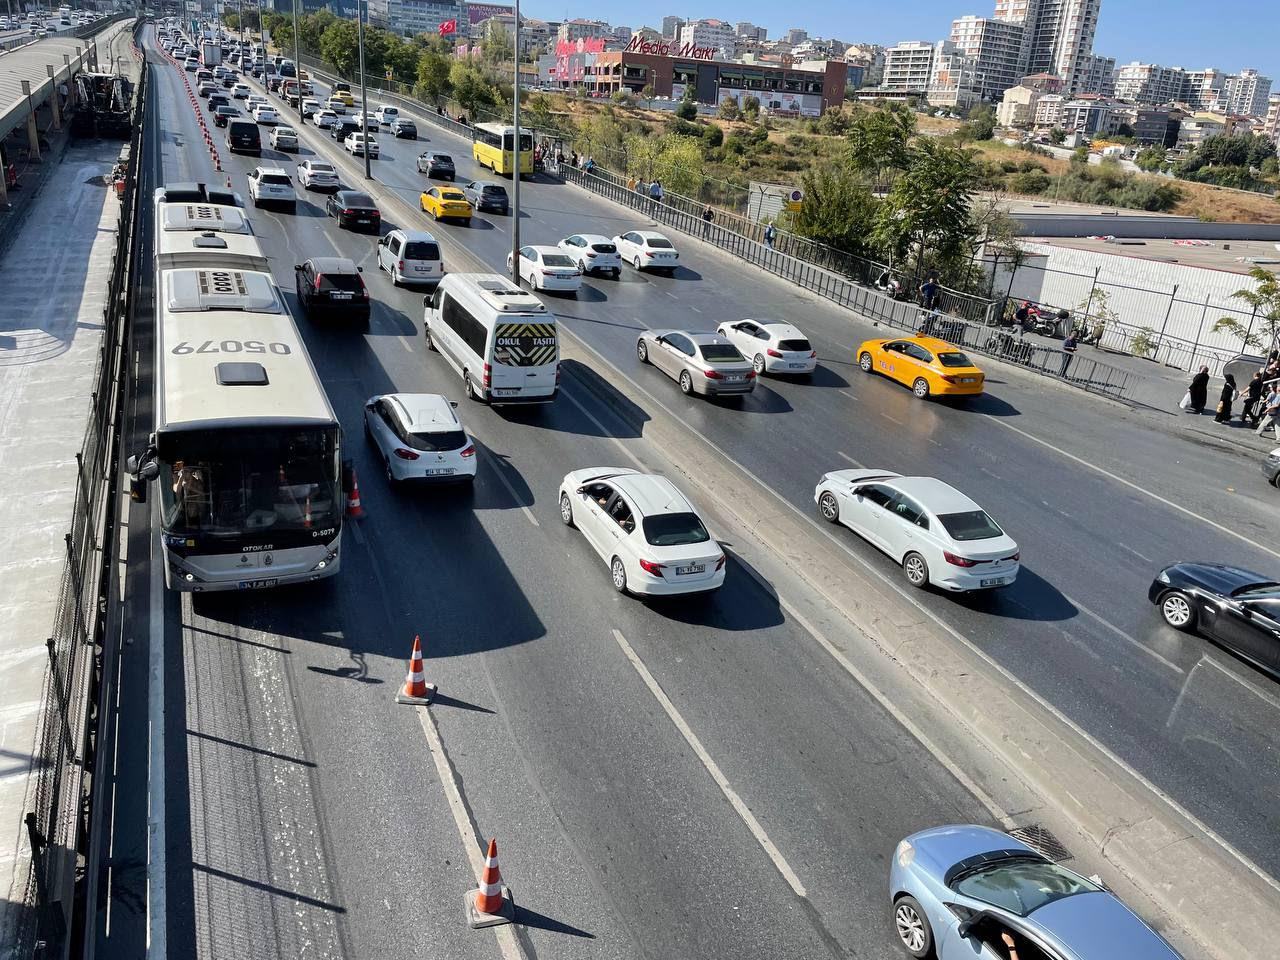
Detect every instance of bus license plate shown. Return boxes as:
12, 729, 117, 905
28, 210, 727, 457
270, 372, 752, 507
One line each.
239, 578, 278, 589
676, 563, 705, 576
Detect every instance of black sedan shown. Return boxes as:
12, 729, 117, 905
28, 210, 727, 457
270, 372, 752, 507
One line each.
1149, 563, 1280, 676
417, 150, 455, 180
462, 180, 509, 214
213, 105, 239, 128
325, 190, 381, 232
390, 118, 417, 139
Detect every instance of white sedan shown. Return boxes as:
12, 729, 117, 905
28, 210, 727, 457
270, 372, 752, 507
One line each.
559, 467, 725, 596
251, 104, 279, 125
814, 470, 1020, 592
508, 245, 582, 293
558, 234, 622, 277
344, 131, 379, 158
613, 230, 679, 273
364, 393, 476, 486
295, 159, 340, 191
716, 319, 817, 376
312, 108, 340, 129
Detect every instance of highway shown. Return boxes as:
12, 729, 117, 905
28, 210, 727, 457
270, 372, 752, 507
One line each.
89, 28, 1280, 960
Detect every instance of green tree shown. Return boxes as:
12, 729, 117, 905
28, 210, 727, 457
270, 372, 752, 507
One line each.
319, 19, 360, 76
1212, 266, 1280, 353
479, 25, 513, 66
789, 166, 878, 255
652, 135, 705, 194
718, 97, 740, 121
741, 95, 760, 120
675, 98, 698, 121
846, 107, 914, 184
641, 84, 655, 107
415, 36, 453, 103
1007, 168, 1050, 194
1049, 127, 1067, 145
873, 137, 980, 274
963, 103, 996, 141
450, 62, 496, 117
298, 10, 336, 57
1134, 147, 1166, 172
221, 12, 240, 30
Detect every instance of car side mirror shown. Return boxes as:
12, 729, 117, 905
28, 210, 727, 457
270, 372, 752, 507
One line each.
449, 400, 459, 408
956, 918, 976, 940
356, 266, 363, 273
294, 264, 303, 271
423, 295, 430, 307
575, 486, 588, 495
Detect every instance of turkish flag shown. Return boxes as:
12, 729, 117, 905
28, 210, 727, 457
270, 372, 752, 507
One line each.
438, 19, 456, 35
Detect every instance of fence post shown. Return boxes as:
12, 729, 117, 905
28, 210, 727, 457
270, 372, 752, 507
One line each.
25, 813, 49, 905
1244, 304, 1258, 350
1081, 266, 1100, 321
1190, 292, 1212, 370
1155, 284, 1179, 363
46, 638, 79, 766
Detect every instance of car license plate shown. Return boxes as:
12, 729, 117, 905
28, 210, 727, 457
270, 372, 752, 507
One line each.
960, 377, 977, 383
238, 578, 278, 589
355, 217, 369, 223
330, 292, 352, 300
788, 362, 807, 369
980, 577, 1008, 587
424, 467, 455, 476
493, 388, 519, 396
724, 374, 742, 382
676, 563, 705, 576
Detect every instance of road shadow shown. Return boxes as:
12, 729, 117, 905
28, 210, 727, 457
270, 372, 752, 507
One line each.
666, 265, 702, 281
728, 384, 794, 415
428, 691, 496, 714
515, 904, 595, 939
947, 393, 1020, 417
557, 358, 649, 439
570, 284, 609, 304
955, 566, 1077, 623
369, 302, 417, 337
800, 364, 851, 389
647, 550, 784, 631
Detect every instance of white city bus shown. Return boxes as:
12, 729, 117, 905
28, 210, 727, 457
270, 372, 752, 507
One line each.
128, 184, 343, 591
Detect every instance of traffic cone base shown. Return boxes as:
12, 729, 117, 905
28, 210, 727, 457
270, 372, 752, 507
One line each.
464, 885, 514, 929
395, 682, 437, 705
395, 635, 435, 704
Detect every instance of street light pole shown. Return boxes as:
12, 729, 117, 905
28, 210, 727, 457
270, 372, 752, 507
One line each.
510, 0, 520, 283
293, 0, 302, 123
357, 0, 370, 179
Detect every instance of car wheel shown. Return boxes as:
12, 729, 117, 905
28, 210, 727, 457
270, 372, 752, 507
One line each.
912, 378, 930, 400
753, 353, 766, 375
633, 255, 642, 270
893, 896, 933, 959
613, 268, 621, 278
611, 557, 628, 594
384, 457, 399, 487
903, 552, 929, 589
679, 370, 693, 395
859, 351, 873, 372
559, 492, 574, 527
818, 491, 840, 523
363, 417, 373, 442
464, 370, 481, 402
1159, 590, 1196, 631
637, 339, 649, 364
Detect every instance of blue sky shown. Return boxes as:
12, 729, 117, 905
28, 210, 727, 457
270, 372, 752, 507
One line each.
523, 0, 1278, 79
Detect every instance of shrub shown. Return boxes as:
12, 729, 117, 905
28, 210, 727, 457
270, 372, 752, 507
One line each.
675, 98, 698, 121
1007, 169, 1051, 194
702, 124, 724, 148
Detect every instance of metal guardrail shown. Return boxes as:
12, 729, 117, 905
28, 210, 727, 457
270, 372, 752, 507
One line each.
561, 165, 1139, 401
11, 40, 145, 960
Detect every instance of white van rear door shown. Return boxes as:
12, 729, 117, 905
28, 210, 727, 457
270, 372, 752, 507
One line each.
490, 319, 558, 397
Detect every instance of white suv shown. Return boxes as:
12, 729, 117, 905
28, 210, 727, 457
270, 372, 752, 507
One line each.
374, 105, 399, 125
363, 393, 476, 486
246, 167, 296, 210
376, 229, 442, 287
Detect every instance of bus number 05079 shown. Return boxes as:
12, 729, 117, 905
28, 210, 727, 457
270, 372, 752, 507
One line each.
171, 340, 293, 356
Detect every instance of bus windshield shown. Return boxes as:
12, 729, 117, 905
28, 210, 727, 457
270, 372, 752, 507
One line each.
159, 426, 341, 539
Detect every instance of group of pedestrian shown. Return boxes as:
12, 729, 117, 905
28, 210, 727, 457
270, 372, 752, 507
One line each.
1185, 354, 1280, 441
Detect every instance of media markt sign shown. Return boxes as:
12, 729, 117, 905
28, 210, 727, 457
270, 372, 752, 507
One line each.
624, 36, 717, 61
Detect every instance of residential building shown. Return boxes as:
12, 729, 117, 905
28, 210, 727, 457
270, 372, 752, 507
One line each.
611, 24, 632, 44
735, 21, 765, 41
557, 19, 610, 44
845, 43, 885, 86
881, 40, 936, 93
785, 27, 808, 45
660, 16, 682, 39
949, 15, 1026, 101
1033, 92, 1065, 127
1265, 93, 1280, 145
1183, 68, 1229, 111
1224, 68, 1272, 118
366, 0, 464, 38
996, 82, 1041, 127
1059, 95, 1122, 136
474, 13, 552, 55
678, 18, 736, 57
1176, 113, 1226, 150
928, 40, 983, 111
1131, 107, 1180, 146
996, 0, 1103, 95
1114, 62, 1186, 106
1077, 52, 1114, 96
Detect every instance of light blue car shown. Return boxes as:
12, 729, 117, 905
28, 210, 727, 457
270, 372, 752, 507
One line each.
889, 825, 1182, 960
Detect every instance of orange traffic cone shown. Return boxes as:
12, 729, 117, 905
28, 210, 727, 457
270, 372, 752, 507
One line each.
346, 468, 365, 518
395, 635, 436, 704
465, 838, 515, 928
303, 496, 312, 529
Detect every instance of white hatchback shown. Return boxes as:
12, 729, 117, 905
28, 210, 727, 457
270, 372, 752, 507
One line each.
559, 468, 726, 596
363, 393, 476, 486
374, 105, 399, 125
814, 470, 1020, 592
231, 82, 250, 98
558, 234, 622, 277
614, 230, 679, 273
246, 166, 296, 209
344, 131, 378, 158
716, 319, 817, 376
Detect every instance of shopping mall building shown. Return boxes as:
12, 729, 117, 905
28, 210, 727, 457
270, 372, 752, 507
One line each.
538, 37, 848, 117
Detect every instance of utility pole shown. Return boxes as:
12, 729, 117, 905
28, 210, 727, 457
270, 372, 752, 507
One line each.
293, 0, 301, 123
356, 0, 369, 179
510, 0, 520, 283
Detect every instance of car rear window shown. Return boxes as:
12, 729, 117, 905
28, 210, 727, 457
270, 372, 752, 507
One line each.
778, 338, 811, 352
261, 173, 291, 185
646, 238, 674, 249
482, 185, 507, 196
937, 351, 974, 368
216, 106, 237, 115
319, 273, 362, 292
542, 253, 575, 267
441, 191, 465, 201
403, 242, 440, 261
344, 193, 375, 207
310, 163, 334, 173
699, 343, 745, 362
432, 154, 454, 163
642, 512, 711, 547
409, 429, 466, 452
937, 510, 1004, 541
590, 242, 616, 253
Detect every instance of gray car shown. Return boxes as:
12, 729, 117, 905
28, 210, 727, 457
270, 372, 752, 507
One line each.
889, 824, 1182, 960
417, 150, 455, 180
636, 330, 756, 397
461, 179, 509, 214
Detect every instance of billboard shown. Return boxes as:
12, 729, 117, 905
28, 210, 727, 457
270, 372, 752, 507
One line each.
466, 3, 513, 25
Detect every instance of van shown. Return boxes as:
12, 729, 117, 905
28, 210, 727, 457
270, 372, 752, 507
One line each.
225, 119, 261, 156
423, 274, 558, 405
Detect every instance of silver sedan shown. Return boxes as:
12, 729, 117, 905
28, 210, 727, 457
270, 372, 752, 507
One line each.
636, 330, 756, 397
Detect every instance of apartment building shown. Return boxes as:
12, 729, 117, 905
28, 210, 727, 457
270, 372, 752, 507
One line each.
1078, 52, 1114, 96
929, 41, 984, 111
1059, 96, 1122, 136
949, 15, 1026, 101
996, 82, 1040, 126
1265, 93, 1280, 145
735, 21, 766, 41
1182, 68, 1228, 111
678, 18, 736, 56
557, 19, 611, 44
660, 16, 682, 38
881, 40, 936, 92
367, 0, 464, 38
995, 0, 1102, 95
1114, 62, 1186, 105
1224, 68, 1272, 118
785, 27, 808, 45
1033, 92, 1065, 127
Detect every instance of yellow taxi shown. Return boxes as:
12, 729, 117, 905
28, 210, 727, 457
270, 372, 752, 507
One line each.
331, 88, 355, 107
420, 186, 473, 223
856, 334, 985, 399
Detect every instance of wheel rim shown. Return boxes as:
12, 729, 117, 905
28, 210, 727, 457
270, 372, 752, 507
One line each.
680, 372, 692, 393
612, 559, 626, 590
638, 341, 648, 362
634, 256, 641, 269
560, 495, 572, 524
820, 493, 838, 521
753, 354, 765, 374
913, 379, 929, 398
860, 353, 872, 371
905, 554, 927, 584
385, 458, 393, 482
464, 373, 473, 398
895, 903, 926, 952
1163, 595, 1192, 627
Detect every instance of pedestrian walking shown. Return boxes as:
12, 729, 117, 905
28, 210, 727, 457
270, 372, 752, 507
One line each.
1214, 374, 1238, 423
919, 275, 939, 311
1059, 331, 1078, 376
1241, 370, 1265, 425
763, 222, 776, 249
701, 205, 714, 237
651, 180, 663, 203
1014, 300, 1031, 337
626, 175, 636, 191
1186, 365, 1210, 414
1255, 384, 1280, 440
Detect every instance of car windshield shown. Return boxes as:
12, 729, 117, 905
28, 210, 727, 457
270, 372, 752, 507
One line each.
699, 343, 745, 362
542, 253, 575, 267
937, 510, 1004, 541
951, 857, 1101, 917
409, 429, 466, 452
937, 351, 974, 368
403, 242, 440, 261
642, 512, 711, 546
318, 273, 362, 292
647, 238, 674, 249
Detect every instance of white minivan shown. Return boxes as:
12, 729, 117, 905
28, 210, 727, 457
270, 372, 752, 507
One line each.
423, 274, 559, 405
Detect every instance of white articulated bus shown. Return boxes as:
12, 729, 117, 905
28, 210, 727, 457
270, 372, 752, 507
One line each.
128, 183, 343, 591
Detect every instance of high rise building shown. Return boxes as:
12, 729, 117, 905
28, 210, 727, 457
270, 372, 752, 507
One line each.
1183, 68, 1229, 111
1263, 93, 1280, 145
949, 15, 1026, 101
995, 0, 1102, 95
1113, 62, 1185, 105
786, 27, 808, 45
678, 18, 735, 56
929, 40, 983, 111
881, 40, 936, 92
1224, 69, 1272, 117
660, 16, 682, 39
735, 21, 765, 41
367, 0, 464, 38
1077, 53, 1114, 96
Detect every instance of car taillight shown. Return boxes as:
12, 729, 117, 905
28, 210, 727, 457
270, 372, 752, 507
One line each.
1007, 552, 1020, 562
766, 348, 783, 358
745, 369, 757, 378
715, 555, 726, 571
940, 375, 958, 384
460, 444, 476, 458
643, 249, 655, 256
555, 365, 561, 385
398, 260, 405, 271
704, 369, 723, 379
482, 362, 491, 388
313, 275, 322, 291
393, 448, 419, 460
585, 251, 597, 258
943, 551, 977, 567
343, 208, 354, 215
638, 558, 664, 576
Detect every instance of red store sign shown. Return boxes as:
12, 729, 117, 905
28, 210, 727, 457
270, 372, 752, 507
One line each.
624, 35, 717, 61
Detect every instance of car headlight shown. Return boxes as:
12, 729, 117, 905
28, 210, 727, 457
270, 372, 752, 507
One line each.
1156, 570, 1171, 584
895, 840, 915, 868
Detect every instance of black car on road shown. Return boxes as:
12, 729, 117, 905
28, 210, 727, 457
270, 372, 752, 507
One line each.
331, 117, 361, 142
461, 180, 509, 215
294, 257, 370, 324
325, 190, 381, 232
390, 118, 417, 139
417, 150, 455, 180
1150, 562, 1280, 677
213, 105, 239, 128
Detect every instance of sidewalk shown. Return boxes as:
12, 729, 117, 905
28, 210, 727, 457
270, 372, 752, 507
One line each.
0, 136, 128, 953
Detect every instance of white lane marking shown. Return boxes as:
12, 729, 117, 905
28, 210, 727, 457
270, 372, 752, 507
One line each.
1062, 593, 1183, 673
562, 332, 1280, 895
482, 452, 539, 526
839, 390, 856, 402
688, 305, 701, 314
992, 417, 1280, 562
415, 707, 524, 960
978, 466, 1004, 481
663, 291, 678, 300
611, 629, 807, 897
1201, 655, 1280, 711
147, 516, 166, 959
400, 336, 414, 353
880, 412, 903, 425
837, 451, 864, 468
1118, 542, 1153, 564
